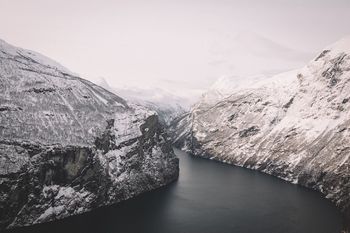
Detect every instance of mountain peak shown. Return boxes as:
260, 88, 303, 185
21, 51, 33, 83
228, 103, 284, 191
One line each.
0, 38, 74, 76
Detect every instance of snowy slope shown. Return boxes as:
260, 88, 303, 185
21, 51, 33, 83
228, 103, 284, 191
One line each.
0, 39, 178, 229
198, 74, 267, 106
170, 36, 350, 226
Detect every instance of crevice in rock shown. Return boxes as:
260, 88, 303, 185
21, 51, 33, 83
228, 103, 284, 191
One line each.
239, 126, 260, 138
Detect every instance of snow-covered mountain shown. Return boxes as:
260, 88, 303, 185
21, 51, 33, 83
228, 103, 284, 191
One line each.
0, 39, 178, 229
170, 36, 350, 227
98, 78, 188, 125
198, 74, 268, 106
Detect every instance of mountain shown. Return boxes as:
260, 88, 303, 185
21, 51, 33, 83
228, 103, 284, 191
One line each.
198, 74, 268, 107
170, 36, 350, 228
0, 39, 179, 229
98, 77, 188, 126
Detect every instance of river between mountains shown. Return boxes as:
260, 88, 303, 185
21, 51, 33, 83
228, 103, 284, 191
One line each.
7, 148, 342, 233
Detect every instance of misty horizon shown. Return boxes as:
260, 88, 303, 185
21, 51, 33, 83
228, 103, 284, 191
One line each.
1, 0, 350, 101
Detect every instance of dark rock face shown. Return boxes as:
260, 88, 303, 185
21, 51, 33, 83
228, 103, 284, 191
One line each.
169, 37, 350, 230
238, 126, 260, 138
0, 39, 179, 229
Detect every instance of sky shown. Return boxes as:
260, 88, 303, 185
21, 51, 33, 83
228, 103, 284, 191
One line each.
0, 0, 350, 100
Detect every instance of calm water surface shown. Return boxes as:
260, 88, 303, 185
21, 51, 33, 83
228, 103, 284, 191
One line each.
7, 148, 342, 233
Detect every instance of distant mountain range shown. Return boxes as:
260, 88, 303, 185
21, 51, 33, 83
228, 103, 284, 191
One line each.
98, 77, 189, 125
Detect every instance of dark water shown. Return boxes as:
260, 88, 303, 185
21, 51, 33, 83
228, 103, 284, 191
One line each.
8, 149, 342, 233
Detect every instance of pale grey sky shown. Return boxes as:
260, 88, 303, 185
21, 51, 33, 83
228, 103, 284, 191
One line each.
0, 0, 349, 99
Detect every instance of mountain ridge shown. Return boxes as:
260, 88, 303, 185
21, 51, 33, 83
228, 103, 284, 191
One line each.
0, 38, 179, 229
170, 36, 350, 230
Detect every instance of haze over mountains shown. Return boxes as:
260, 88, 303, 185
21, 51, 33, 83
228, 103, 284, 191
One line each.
92, 31, 315, 113
2, 0, 349, 101
88, 32, 327, 127
209, 31, 313, 76
98, 77, 188, 125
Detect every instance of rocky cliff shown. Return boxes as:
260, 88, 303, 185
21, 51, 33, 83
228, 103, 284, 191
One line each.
170, 37, 350, 227
0, 39, 179, 229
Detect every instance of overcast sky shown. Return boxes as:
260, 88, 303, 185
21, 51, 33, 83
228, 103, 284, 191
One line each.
0, 0, 349, 99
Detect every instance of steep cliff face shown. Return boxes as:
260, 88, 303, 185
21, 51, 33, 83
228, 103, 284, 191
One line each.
0, 39, 179, 229
170, 37, 350, 225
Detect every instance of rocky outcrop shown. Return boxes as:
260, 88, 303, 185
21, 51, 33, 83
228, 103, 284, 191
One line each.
170, 37, 350, 229
0, 39, 179, 229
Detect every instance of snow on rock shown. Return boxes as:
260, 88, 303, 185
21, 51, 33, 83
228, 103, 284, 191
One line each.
33, 186, 94, 224
0, 39, 179, 229
170, 36, 350, 225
